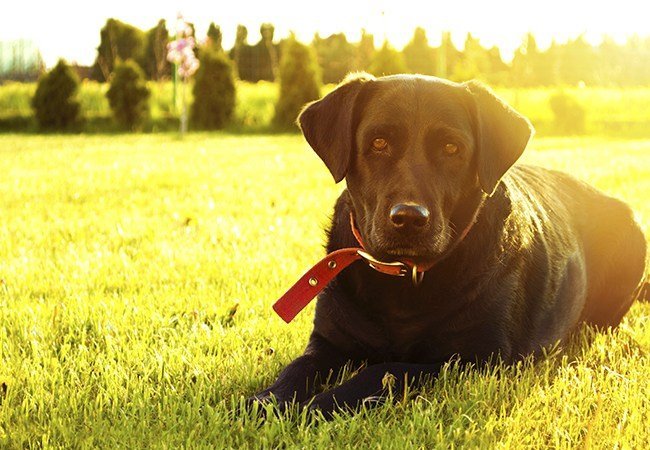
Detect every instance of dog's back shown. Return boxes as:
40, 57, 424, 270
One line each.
501, 165, 646, 338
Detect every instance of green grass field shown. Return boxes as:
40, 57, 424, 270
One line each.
2, 81, 650, 136
0, 133, 648, 448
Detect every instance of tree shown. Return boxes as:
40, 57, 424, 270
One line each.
451, 34, 491, 81
313, 33, 357, 84
273, 35, 321, 130
260, 23, 279, 80
191, 49, 236, 130
484, 46, 510, 84
596, 36, 624, 86
92, 18, 146, 81
206, 22, 223, 52
368, 41, 407, 76
106, 59, 150, 131
355, 29, 375, 71
231, 24, 248, 79
229, 24, 278, 82
558, 34, 597, 86
143, 19, 170, 80
32, 59, 81, 130
620, 35, 650, 86
403, 27, 436, 75
511, 33, 546, 86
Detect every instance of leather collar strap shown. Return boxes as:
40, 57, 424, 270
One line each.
272, 213, 476, 323
272, 248, 399, 323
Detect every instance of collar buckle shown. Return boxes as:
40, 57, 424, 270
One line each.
357, 250, 425, 285
356, 249, 409, 276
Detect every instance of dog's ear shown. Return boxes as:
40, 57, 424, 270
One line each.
464, 81, 534, 195
298, 72, 375, 183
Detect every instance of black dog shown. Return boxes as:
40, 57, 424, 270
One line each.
252, 73, 647, 416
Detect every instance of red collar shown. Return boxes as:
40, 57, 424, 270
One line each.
349, 213, 438, 278
272, 212, 476, 323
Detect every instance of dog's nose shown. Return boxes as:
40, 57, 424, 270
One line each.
389, 203, 430, 229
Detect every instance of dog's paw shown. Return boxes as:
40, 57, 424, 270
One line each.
244, 390, 274, 412
304, 392, 388, 420
243, 390, 296, 418
246, 389, 273, 405
302, 391, 346, 420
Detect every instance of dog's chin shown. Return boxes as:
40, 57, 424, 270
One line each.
370, 246, 445, 264
363, 230, 452, 263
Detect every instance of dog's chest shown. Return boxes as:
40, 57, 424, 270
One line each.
364, 299, 451, 361
358, 283, 495, 361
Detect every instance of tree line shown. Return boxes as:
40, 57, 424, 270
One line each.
88, 18, 650, 87
28, 33, 316, 132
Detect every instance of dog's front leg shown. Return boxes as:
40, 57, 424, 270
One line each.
250, 333, 350, 407
305, 362, 445, 418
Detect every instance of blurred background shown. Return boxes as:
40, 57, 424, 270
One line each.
1, 0, 649, 136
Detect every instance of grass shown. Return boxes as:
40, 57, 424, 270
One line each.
0, 133, 648, 448
1, 81, 650, 136
0, 81, 278, 133
495, 87, 650, 136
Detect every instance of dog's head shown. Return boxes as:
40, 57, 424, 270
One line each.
298, 73, 533, 263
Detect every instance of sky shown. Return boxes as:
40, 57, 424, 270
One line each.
2, 0, 649, 68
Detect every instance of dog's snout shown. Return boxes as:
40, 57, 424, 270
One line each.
389, 203, 430, 230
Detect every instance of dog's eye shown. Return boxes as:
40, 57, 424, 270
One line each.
443, 143, 459, 155
371, 137, 388, 152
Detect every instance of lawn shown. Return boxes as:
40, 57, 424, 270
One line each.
0, 133, 648, 448
2, 81, 650, 136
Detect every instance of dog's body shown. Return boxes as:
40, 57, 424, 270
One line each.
252, 74, 647, 416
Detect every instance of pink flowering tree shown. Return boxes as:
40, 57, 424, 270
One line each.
167, 14, 200, 135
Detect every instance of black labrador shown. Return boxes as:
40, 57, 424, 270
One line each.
251, 73, 647, 417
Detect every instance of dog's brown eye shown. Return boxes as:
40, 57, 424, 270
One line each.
443, 143, 459, 155
371, 138, 388, 152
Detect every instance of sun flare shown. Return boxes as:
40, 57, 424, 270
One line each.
1, 0, 648, 67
